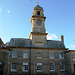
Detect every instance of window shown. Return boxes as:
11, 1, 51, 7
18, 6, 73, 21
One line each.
0, 62, 2, 65
23, 63, 28, 72
60, 63, 65, 71
37, 11, 40, 15
59, 52, 64, 59
11, 63, 17, 71
23, 52, 29, 58
12, 51, 17, 58
50, 63, 55, 71
50, 53, 54, 59
37, 63, 42, 72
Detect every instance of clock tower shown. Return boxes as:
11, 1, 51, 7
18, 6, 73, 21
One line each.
29, 5, 48, 47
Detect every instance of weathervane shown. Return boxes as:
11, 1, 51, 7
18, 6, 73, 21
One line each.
37, 0, 39, 5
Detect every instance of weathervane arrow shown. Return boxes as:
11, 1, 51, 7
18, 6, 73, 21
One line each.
31, 0, 40, 5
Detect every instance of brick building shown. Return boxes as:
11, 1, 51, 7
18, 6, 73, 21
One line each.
0, 5, 75, 75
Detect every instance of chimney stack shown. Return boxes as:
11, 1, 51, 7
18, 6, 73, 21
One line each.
60, 35, 64, 42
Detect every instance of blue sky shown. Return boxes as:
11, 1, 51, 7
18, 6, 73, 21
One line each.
0, 0, 75, 50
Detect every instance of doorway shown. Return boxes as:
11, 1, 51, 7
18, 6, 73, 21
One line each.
74, 64, 75, 72
0, 71, 3, 75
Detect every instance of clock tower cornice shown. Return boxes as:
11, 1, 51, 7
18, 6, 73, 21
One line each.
31, 16, 46, 22
29, 32, 48, 39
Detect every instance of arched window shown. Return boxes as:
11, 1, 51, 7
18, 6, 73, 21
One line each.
37, 11, 40, 15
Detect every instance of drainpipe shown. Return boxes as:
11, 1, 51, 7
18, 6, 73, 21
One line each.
34, 60, 35, 75
6, 51, 11, 75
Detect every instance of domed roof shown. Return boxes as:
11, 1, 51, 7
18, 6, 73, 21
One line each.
34, 5, 43, 10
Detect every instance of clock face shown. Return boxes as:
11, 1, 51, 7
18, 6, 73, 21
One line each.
36, 21, 42, 26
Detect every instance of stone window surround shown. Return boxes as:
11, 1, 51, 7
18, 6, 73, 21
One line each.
59, 52, 64, 59
37, 63, 42, 72
12, 51, 17, 58
50, 62, 55, 72
23, 52, 29, 58
22, 63, 29, 72
60, 63, 65, 71
50, 53, 54, 59
11, 63, 17, 72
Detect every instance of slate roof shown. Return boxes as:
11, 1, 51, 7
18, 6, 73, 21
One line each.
0, 38, 4, 47
7, 38, 66, 49
47, 40, 66, 49
8, 38, 31, 47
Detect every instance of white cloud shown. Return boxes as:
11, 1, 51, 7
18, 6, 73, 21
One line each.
0, 8, 2, 13
47, 33, 58, 40
7, 10, 10, 14
70, 45, 75, 48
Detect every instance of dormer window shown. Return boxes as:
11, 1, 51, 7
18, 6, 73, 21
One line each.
37, 11, 40, 15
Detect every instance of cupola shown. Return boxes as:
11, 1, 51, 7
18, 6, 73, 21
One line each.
33, 5, 44, 17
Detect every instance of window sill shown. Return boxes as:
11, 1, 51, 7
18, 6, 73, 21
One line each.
11, 70, 17, 72
50, 58, 54, 59
23, 70, 28, 72
37, 57, 42, 59
23, 57, 29, 59
37, 70, 42, 72
59, 58, 64, 59
60, 70, 65, 71
50, 70, 55, 72
12, 57, 17, 58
